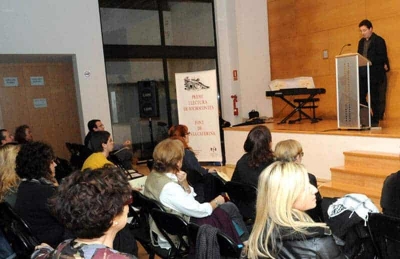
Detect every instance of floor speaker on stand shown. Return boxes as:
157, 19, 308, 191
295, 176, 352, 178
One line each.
138, 81, 159, 118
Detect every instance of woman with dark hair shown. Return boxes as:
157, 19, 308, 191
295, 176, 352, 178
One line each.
82, 131, 115, 170
231, 125, 274, 187
13, 141, 63, 248
168, 125, 219, 202
14, 124, 33, 144
32, 167, 136, 258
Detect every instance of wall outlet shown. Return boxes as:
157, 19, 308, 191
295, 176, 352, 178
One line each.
323, 49, 328, 59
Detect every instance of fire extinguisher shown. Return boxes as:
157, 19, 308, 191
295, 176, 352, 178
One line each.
231, 95, 238, 116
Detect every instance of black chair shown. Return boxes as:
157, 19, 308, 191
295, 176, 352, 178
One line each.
368, 213, 400, 259
225, 181, 257, 223
108, 153, 143, 180
128, 190, 169, 259
54, 156, 73, 183
202, 173, 226, 202
187, 223, 242, 258
65, 142, 92, 169
150, 209, 190, 258
0, 202, 40, 258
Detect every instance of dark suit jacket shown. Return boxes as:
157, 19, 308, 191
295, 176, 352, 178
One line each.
357, 32, 388, 83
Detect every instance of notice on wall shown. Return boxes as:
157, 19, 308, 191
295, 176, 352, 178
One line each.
175, 69, 222, 162
30, 76, 45, 86
3, 77, 19, 87
33, 98, 48, 108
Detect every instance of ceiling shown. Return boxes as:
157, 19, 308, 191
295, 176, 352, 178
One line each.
98, 0, 212, 10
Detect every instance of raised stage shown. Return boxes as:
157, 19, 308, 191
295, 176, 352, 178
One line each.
223, 119, 400, 180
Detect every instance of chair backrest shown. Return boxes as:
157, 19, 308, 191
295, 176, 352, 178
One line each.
130, 190, 165, 229
225, 181, 257, 220
201, 173, 227, 202
0, 202, 40, 258
187, 223, 242, 258
65, 142, 93, 169
131, 190, 164, 214
368, 212, 400, 258
128, 190, 171, 259
150, 208, 190, 257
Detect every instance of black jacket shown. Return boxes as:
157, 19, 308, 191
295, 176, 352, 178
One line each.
272, 226, 345, 259
231, 153, 273, 187
357, 32, 388, 83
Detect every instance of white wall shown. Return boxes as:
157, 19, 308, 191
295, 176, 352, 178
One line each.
235, 0, 272, 120
215, 0, 272, 125
224, 129, 400, 180
0, 0, 111, 138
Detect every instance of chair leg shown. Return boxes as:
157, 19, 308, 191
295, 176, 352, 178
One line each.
312, 100, 316, 119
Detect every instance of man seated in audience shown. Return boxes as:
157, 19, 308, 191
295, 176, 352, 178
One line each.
84, 119, 133, 169
82, 131, 115, 170
381, 170, 400, 217
0, 129, 14, 146
14, 124, 33, 144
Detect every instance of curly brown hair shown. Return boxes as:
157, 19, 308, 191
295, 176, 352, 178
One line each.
15, 141, 55, 180
49, 167, 132, 238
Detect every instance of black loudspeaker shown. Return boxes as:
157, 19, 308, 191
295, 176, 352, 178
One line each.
138, 81, 159, 118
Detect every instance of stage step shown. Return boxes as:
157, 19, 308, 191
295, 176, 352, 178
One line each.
319, 150, 400, 210
319, 182, 381, 208
343, 150, 400, 172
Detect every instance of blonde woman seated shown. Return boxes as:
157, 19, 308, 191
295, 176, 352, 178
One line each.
144, 138, 248, 249
0, 143, 20, 207
274, 139, 323, 222
247, 161, 344, 259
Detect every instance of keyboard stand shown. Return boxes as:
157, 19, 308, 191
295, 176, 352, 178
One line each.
277, 93, 322, 124
288, 98, 322, 124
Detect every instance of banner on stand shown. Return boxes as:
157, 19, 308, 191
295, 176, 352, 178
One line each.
175, 69, 222, 162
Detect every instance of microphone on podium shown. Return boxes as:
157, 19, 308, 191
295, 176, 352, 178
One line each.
339, 43, 352, 55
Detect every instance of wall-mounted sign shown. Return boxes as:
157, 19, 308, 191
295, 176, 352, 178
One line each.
33, 98, 47, 108
30, 76, 45, 86
3, 77, 19, 87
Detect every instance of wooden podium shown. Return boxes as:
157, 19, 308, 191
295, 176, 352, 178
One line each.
335, 53, 371, 129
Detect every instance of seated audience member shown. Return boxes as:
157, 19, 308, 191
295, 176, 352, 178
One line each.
168, 124, 219, 202
31, 167, 137, 258
144, 138, 249, 249
0, 129, 14, 146
14, 141, 65, 248
0, 143, 21, 207
381, 170, 400, 217
231, 125, 274, 187
274, 139, 323, 222
82, 131, 115, 170
247, 161, 345, 259
14, 124, 33, 144
85, 119, 133, 169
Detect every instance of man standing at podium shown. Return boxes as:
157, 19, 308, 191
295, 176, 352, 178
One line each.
357, 19, 389, 127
